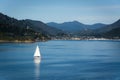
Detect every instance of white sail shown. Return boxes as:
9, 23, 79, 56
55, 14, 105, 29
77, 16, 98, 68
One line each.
34, 45, 41, 57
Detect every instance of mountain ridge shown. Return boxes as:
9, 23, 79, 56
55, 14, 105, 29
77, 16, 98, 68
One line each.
0, 13, 67, 41
47, 21, 106, 33
0, 12, 120, 41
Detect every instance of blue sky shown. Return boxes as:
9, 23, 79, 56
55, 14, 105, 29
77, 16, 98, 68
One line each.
0, 0, 120, 24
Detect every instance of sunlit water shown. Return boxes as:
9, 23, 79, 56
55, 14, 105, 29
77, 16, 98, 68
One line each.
0, 40, 120, 80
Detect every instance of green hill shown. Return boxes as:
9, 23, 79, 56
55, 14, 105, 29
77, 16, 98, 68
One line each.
0, 13, 66, 42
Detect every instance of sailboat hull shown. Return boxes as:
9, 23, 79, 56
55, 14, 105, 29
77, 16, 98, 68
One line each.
34, 56, 41, 63
34, 56, 41, 59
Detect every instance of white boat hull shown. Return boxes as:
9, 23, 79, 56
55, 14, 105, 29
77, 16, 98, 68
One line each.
34, 56, 41, 63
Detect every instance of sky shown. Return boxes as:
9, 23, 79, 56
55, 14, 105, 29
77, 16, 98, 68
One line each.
0, 0, 120, 24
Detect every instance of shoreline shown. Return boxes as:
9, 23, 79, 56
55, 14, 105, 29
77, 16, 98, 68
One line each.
0, 40, 35, 43
0, 38, 120, 43
51, 37, 120, 41
0, 39, 48, 43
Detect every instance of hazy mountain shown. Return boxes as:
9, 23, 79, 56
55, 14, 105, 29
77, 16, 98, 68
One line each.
98, 19, 120, 38
96, 19, 120, 33
86, 23, 106, 30
47, 21, 86, 32
76, 19, 120, 38
47, 21, 106, 33
24, 19, 66, 36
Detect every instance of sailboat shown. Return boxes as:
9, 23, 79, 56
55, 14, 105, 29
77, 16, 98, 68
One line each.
34, 45, 41, 60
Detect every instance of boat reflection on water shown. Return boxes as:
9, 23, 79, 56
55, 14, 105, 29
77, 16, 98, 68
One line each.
34, 58, 41, 80
34, 45, 41, 80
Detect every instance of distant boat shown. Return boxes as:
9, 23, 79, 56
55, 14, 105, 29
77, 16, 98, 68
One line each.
34, 45, 41, 60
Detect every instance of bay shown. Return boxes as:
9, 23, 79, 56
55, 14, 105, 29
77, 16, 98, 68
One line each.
0, 40, 120, 80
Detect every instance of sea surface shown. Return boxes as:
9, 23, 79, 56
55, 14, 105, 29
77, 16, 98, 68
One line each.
0, 40, 120, 80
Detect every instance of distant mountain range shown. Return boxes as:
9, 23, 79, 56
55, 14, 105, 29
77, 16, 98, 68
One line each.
47, 21, 106, 32
47, 20, 120, 39
0, 12, 120, 41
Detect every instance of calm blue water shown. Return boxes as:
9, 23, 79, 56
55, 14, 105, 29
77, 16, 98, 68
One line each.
0, 40, 120, 80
